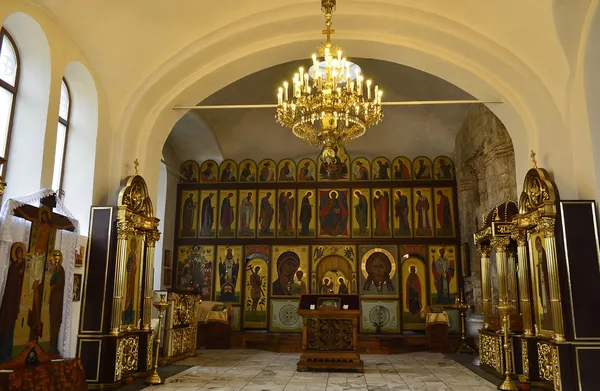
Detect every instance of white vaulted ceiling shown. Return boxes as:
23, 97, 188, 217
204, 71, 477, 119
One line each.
5, 0, 599, 200
168, 58, 473, 163
24, 0, 589, 125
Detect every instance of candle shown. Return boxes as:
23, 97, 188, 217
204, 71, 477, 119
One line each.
367, 79, 372, 100
278, 87, 283, 105
374, 85, 378, 101
304, 73, 309, 90
337, 50, 342, 61
378, 90, 383, 104
299, 67, 304, 84
283, 82, 288, 101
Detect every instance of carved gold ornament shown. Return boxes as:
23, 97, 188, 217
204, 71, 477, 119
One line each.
183, 328, 195, 350
491, 237, 510, 252
479, 333, 503, 373
552, 345, 561, 391
122, 336, 139, 373
539, 217, 555, 238
537, 341, 554, 383
518, 168, 556, 216
114, 339, 124, 381
118, 175, 155, 219
172, 329, 183, 355
510, 229, 527, 246
477, 244, 491, 257
521, 339, 529, 378
168, 292, 197, 327
147, 334, 153, 370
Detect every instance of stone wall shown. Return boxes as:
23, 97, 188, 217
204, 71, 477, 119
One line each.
454, 104, 517, 312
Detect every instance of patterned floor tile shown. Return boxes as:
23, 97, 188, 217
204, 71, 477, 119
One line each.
142, 350, 498, 391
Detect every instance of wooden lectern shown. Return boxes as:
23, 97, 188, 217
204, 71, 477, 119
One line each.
296, 294, 363, 372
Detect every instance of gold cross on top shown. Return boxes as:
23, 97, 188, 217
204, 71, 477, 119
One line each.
134, 158, 140, 175
322, 24, 335, 43
530, 150, 537, 169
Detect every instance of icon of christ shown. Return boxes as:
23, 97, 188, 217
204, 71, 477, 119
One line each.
318, 190, 348, 237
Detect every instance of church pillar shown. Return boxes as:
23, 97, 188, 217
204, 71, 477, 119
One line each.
491, 237, 510, 329
112, 221, 133, 335
143, 230, 161, 330
512, 229, 533, 336
539, 218, 565, 342
478, 244, 492, 328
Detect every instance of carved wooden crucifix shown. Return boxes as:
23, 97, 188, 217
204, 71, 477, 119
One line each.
12, 194, 75, 351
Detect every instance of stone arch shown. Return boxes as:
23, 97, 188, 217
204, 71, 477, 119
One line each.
110, 5, 573, 205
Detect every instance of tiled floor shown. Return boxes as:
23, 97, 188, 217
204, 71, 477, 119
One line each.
142, 350, 497, 391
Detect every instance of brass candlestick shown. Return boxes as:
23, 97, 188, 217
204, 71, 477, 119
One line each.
497, 299, 518, 391
454, 289, 475, 354
145, 293, 169, 385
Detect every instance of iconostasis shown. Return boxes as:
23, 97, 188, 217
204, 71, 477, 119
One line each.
174, 148, 461, 334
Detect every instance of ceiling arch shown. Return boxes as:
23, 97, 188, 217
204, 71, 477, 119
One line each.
18, 0, 589, 200
112, 15, 572, 199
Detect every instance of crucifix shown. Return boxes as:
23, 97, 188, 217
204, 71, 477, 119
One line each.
322, 22, 335, 44
530, 150, 538, 169
12, 194, 75, 353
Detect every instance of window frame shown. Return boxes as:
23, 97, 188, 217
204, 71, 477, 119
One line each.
55, 77, 71, 194
0, 27, 21, 179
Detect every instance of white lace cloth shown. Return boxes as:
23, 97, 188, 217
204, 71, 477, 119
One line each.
0, 189, 79, 358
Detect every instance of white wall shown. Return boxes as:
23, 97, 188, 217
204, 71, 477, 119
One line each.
153, 162, 167, 290
2, 12, 50, 199
153, 144, 180, 290
61, 62, 98, 235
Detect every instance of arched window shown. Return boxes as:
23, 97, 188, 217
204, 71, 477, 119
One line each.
0, 27, 19, 177
52, 78, 70, 192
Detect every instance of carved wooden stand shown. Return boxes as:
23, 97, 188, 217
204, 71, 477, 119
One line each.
297, 307, 363, 372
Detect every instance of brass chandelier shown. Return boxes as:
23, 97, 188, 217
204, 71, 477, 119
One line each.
275, 0, 383, 162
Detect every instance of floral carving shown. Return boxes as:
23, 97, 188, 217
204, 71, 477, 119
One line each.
537, 341, 554, 383
122, 336, 139, 373
306, 319, 353, 351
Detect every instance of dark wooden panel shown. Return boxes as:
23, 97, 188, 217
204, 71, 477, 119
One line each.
79, 340, 101, 381
558, 201, 600, 340
81, 207, 114, 334
511, 335, 523, 375
99, 337, 118, 384
137, 331, 152, 372
576, 347, 600, 391
557, 344, 576, 391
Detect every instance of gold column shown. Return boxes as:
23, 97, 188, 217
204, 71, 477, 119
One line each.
512, 229, 533, 336
112, 221, 132, 335
539, 218, 565, 342
143, 230, 161, 331
478, 244, 492, 328
491, 237, 510, 324
507, 253, 518, 309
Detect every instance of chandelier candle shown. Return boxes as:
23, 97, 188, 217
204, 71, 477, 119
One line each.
275, 0, 383, 161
